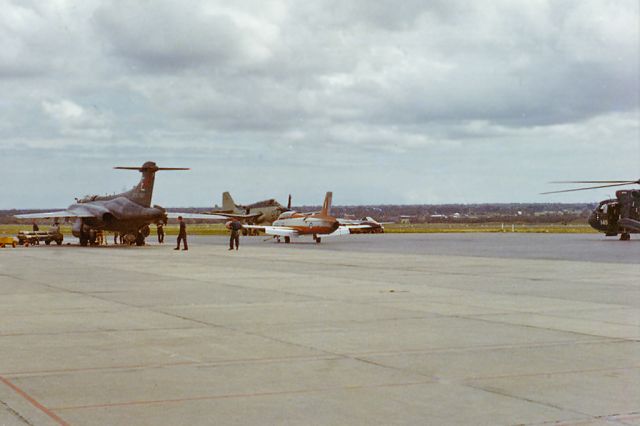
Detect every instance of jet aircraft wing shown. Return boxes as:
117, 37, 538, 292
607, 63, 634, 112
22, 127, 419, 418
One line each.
343, 224, 378, 230
211, 212, 263, 220
166, 212, 229, 220
243, 225, 299, 237
338, 218, 388, 226
15, 209, 96, 219
323, 225, 374, 237
324, 226, 353, 237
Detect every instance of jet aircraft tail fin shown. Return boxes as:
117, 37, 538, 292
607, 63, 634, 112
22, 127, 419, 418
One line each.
320, 192, 333, 217
115, 162, 189, 207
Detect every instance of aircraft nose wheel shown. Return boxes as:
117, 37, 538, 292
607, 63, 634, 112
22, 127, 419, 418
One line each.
620, 232, 631, 241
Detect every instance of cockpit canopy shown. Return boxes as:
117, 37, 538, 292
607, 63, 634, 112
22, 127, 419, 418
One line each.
77, 194, 99, 203
597, 199, 618, 212
278, 211, 296, 219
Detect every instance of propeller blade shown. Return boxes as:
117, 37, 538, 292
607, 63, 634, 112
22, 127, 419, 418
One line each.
113, 167, 141, 170
287, 194, 292, 210
541, 182, 639, 194
156, 167, 190, 170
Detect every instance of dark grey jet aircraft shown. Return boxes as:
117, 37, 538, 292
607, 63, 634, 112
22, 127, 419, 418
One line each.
15, 161, 226, 246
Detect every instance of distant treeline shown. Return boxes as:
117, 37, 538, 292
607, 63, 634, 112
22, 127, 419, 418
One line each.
298, 203, 596, 223
1, 203, 596, 224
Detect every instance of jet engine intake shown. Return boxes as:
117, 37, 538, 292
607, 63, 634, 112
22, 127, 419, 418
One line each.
102, 212, 116, 226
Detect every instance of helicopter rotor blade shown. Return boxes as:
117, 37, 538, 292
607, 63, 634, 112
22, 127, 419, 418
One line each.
549, 180, 639, 184
114, 166, 190, 171
541, 182, 639, 194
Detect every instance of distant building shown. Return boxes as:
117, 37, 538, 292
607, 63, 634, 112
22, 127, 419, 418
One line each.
399, 215, 415, 224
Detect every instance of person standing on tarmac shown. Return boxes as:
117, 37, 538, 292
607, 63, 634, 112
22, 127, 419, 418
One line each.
226, 219, 242, 250
175, 216, 188, 251
157, 222, 165, 244
32, 222, 40, 244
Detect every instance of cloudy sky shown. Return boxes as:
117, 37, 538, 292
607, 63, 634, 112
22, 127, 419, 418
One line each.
1, 0, 638, 208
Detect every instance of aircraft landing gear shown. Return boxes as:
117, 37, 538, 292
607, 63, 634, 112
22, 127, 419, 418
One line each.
284, 236, 291, 244
135, 231, 146, 246
313, 234, 321, 244
79, 226, 89, 246
122, 233, 137, 245
88, 229, 98, 246
620, 232, 631, 241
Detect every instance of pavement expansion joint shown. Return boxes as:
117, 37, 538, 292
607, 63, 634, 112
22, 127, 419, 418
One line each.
0, 397, 34, 426
51, 379, 437, 412
2, 234, 638, 425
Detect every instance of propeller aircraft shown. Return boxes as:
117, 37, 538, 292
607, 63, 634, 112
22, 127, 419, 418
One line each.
211, 192, 291, 226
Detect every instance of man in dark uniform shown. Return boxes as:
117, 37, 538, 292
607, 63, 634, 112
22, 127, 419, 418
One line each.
227, 219, 242, 250
32, 222, 40, 244
175, 216, 188, 250
157, 222, 165, 244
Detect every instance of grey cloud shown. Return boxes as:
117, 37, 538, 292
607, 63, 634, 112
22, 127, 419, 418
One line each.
97, 0, 637, 134
0, 2, 99, 78
0, 0, 638, 207
93, 0, 278, 72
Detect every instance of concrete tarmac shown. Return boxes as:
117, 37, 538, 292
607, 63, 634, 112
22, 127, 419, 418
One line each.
0, 234, 638, 425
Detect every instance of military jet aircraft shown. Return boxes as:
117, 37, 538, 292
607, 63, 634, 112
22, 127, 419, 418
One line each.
243, 192, 379, 243
15, 161, 226, 246
338, 217, 385, 234
211, 192, 291, 225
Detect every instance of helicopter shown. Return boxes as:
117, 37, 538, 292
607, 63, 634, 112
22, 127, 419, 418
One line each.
543, 179, 640, 241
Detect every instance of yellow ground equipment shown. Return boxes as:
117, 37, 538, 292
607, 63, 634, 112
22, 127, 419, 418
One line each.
0, 236, 17, 248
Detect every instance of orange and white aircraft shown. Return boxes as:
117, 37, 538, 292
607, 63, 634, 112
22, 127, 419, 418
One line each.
243, 192, 379, 243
